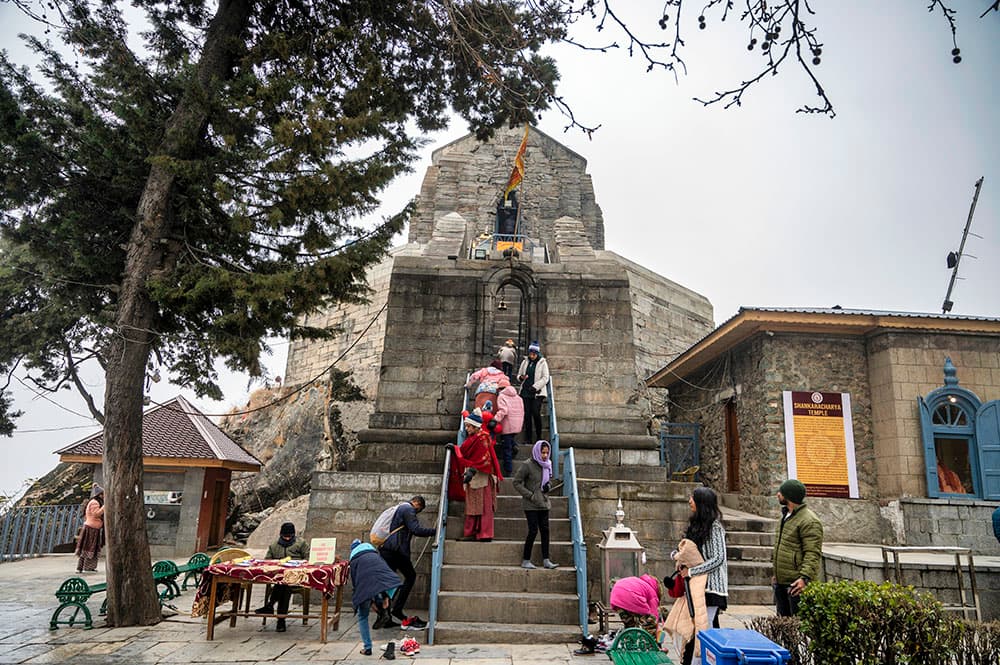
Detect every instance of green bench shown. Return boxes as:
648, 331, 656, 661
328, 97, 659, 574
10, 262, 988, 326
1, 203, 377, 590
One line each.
50, 553, 210, 629
607, 627, 674, 665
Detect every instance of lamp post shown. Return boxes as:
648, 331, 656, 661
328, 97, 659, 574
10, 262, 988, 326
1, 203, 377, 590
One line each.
597, 498, 645, 629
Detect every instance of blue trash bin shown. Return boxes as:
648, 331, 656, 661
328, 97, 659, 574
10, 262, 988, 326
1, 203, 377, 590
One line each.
699, 628, 791, 665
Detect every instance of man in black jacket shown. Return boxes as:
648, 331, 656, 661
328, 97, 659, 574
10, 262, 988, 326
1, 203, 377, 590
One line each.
378, 496, 436, 629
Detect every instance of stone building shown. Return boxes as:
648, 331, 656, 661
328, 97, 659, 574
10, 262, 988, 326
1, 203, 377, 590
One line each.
57, 396, 261, 558
647, 307, 1000, 553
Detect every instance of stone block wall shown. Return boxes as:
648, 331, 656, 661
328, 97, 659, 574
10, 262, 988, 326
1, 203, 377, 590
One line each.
306, 471, 440, 608
898, 498, 1000, 554
823, 552, 1000, 621
409, 126, 605, 251
283, 248, 401, 390
866, 332, 1000, 498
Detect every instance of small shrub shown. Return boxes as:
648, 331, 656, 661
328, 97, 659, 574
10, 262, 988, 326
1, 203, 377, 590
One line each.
954, 620, 1000, 665
745, 615, 812, 665
797, 580, 961, 665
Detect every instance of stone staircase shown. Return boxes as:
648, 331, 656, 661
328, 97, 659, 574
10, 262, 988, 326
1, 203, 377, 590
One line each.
722, 508, 776, 605
432, 479, 582, 643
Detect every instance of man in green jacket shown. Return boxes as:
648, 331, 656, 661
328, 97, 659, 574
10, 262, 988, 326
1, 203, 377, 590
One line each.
771, 479, 823, 616
255, 522, 311, 631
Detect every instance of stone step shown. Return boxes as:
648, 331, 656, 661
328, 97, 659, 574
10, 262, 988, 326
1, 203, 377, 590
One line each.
726, 544, 773, 562
440, 563, 577, 593
727, 560, 774, 586
726, 530, 774, 547
347, 459, 443, 474
444, 539, 575, 566
448, 495, 569, 518
727, 585, 774, 606
723, 517, 776, 533
575, 464, 670, 482
445, 516, 571, 541
437, 590, 578, 625
431, 621, 582, 644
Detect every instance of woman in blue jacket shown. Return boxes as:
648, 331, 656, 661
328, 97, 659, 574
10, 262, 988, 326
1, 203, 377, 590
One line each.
349, 539, 401, 656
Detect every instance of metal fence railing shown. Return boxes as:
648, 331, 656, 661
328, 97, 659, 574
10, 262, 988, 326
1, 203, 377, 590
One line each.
0, 504, 81, 563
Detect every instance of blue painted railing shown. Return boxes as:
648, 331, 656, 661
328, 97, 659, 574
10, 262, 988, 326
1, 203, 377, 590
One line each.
561, 447, 588, 638
547, 377, 559, 478
0, 504, 81, 563
427, 375, 470, 645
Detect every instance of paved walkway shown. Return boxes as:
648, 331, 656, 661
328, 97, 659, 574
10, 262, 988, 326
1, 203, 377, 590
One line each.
0, 555, 773, 664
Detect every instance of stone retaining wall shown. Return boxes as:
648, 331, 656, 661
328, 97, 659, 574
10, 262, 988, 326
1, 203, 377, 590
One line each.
897, 497, 1000, 555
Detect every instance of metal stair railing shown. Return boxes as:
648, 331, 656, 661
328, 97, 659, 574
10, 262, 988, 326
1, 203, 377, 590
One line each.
547, 377, 560, 477
560, 447, 588, 638
427, 374, 470, 645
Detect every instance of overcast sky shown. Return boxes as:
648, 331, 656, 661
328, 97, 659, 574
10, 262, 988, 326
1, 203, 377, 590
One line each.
2, 1, 998, 498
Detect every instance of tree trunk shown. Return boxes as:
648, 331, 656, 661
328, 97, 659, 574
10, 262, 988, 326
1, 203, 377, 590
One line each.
101, 0, 251, 626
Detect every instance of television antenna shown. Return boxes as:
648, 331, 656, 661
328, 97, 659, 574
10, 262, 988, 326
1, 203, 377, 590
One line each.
941, 177, 984, 313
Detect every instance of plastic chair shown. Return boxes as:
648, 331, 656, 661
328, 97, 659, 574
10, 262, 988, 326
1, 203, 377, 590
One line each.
209, 547, 250, 564
671, 465, 700, 483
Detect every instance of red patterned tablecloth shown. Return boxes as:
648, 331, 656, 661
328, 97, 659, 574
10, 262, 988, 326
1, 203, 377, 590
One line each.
191, 560, 349, 617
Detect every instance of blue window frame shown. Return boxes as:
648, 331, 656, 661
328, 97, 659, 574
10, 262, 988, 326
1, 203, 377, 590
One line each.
919, 357, 1000, 500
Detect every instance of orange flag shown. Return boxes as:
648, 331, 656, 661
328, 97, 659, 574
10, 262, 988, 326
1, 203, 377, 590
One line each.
504, 124, 530, 201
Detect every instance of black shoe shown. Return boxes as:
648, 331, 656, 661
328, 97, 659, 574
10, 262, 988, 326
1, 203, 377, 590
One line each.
360, 648, 372, 656
372, 609, 386, 630
276, 618, 286, 632
381, 618, 399, 629
383, 641, 395, 660
254, 605, 274, 615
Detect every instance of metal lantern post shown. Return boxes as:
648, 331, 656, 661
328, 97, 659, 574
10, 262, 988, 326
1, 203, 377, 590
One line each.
597, 498, 645, 628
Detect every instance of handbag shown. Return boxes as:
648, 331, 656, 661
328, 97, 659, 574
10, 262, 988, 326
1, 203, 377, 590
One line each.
665, 571, 686, 599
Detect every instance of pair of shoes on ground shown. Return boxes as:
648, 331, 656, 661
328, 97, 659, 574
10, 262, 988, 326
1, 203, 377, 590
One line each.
521, 559, 559, 569
400, 637, 420, 656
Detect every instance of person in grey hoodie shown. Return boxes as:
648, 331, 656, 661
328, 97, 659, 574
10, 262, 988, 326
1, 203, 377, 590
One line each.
512, 440, 558, 570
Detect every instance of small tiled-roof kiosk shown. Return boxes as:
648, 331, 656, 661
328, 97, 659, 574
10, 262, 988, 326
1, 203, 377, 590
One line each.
56, 396, 261, 558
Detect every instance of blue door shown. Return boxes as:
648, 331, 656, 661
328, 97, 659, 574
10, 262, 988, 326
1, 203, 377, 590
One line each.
975, 400, 1000, 500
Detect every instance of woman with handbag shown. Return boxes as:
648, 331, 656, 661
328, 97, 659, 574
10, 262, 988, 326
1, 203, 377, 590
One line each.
668, 487, 729, 665
75, 484, 105, 573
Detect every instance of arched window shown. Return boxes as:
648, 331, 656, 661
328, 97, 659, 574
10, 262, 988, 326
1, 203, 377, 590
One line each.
918, 357, 1000, 500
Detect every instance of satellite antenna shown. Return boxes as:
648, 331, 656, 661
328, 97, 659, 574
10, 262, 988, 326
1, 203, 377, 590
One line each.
941, 177, 984, 313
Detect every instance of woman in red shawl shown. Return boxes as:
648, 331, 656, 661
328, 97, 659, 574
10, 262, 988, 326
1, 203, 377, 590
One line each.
449, 409, 503, 541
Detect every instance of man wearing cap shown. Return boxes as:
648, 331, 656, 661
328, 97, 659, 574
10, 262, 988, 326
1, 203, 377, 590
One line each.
517, 341, 550, 446
771, 479, 824, 616
256, 522, 310, 631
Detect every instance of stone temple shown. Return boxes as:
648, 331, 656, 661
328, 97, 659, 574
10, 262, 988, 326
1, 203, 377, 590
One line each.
283, 126, 723, 642
285, 126, 714, 438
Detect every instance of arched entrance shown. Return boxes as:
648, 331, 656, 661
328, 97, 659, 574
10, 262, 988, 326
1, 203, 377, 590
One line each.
476, 265, 537, 364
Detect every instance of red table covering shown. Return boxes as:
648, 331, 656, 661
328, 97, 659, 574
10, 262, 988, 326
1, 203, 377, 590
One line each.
191, 559, 349, 617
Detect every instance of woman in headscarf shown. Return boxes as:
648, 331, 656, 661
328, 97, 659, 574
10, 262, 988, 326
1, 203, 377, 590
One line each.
512, 440, 558, 569
448, 409, 503, 541
75, 484, 105, 573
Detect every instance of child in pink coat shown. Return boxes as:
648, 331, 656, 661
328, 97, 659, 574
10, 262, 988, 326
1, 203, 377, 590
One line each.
493, 385, 524, 475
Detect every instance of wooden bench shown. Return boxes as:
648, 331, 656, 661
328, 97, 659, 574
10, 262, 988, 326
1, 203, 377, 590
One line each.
607, 627, 674, 665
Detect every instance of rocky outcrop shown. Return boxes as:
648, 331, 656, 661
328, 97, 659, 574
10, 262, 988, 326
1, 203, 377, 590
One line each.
14, 462, 92, 509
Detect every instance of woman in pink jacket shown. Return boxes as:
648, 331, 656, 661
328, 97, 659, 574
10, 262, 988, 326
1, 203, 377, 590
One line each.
493, 385, 524, 475
75, 484, 105, 573
609, 574, 662, 637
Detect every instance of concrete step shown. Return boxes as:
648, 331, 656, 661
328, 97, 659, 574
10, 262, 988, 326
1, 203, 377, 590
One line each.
444, 539, 575, 566
437, 590, 578, 625
347, 459, 443, 474
431, 620, 581, 644
727, 560, 774, 586
445, 516, 571, 541
440, 564, 577, 594
575, 464, 670, 482
448, 495, 568, 518
726, 544, 773, 562
727, 585, 774, 606
726, 530, 774, 547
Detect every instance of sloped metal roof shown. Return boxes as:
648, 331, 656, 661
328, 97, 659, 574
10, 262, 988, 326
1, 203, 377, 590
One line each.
56, 396, 261, 470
